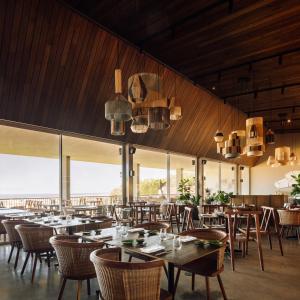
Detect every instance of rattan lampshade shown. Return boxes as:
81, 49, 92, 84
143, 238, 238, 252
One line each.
246, 117, 265, 157
223, 132, 241, 159
105, 93, 132, 121
110, 119, 125, 136
275, 146, 290, 165
148, 107, 170, 130
214, 130, 224, 143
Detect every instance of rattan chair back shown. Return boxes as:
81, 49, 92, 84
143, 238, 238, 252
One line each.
2, 220, 27, 243
277, 210, 300, 226
134, 222, 170, 232
15, 224, 53, 252
50, 235, 104, 279
90, 247, 164, 300
180, 229, 228, 271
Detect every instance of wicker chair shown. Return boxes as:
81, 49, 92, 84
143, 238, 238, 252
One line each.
0, 216, 7, 241
90, 247, 172, 300
277, 210, 300, 240
2, 219, 27, 268
174, 229, 228, 300
15, 224, 54, 283
50, 235, 104, 300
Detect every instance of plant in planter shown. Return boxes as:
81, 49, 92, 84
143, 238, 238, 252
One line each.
291, 173, 300, 204
214, 191, 233, 205
177, 178, 201, 219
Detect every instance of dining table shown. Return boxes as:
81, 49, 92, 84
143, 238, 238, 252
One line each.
0, 208, 36, 219
26, 216, 104, 234
77, 226, 221, 297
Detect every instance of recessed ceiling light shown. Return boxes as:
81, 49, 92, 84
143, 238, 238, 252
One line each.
212, 86, 216, 90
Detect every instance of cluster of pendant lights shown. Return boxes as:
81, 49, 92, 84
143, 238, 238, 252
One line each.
214, 106, 298, 166
105, 66, 182, 136
214, 116, 266, 159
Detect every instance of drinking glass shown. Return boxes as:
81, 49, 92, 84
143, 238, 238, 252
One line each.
120, 226, 128, 238
159, 228, 167, 241
173, 235, 182, 251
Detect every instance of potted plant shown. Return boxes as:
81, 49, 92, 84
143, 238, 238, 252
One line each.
214, 191, 233, 205
291, 173, 300, 205
177, 178, 201, 219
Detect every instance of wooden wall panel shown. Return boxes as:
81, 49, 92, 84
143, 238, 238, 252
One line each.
0, 0, 257, 166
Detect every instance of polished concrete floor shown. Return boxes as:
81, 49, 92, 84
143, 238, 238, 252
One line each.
0, 237, 299, 300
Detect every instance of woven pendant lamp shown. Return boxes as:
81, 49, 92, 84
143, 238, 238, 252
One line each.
130, 106, 148, 133
105, 69, 132, 122
245, 117, 265, 157
110, 119, 125, 136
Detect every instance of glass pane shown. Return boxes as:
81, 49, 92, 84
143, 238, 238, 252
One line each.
133, 148, 167, 202
0, 125, 59, 208
170, 154, 196, 200
221, 162, 236, 193
62, 136, 122, 206
240, 166, 250, 195
203, 160, 220, 198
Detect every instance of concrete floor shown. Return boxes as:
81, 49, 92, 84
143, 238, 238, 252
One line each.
0, 237, 299, 300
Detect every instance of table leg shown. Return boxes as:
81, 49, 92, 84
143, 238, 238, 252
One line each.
254, 213, 264, 271
168, 262, 175, 298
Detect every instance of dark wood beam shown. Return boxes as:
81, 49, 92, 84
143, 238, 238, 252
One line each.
193, 47, 300, 80
246, 105, 300, 115
223, 82, 300, 99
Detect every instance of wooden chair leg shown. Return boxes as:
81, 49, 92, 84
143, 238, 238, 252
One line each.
254, 214, 264, 271
173, 268, 181, 295
191, 273, 195, 291
58, 278, 67, 300
8, 245, 14, 263
205, 277, 210, 300
163, 264, 168, 279
31, 253, 38, 283
87, 279, 91, 296
14, 246, 20, 269
21, 252, 30, 275
217, 275, 227, 300
268, 232, 272, 250
76, 280, 82, 300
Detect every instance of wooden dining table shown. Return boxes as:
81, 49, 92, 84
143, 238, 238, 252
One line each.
78, 227, 220, 297
26, 216, 104, 234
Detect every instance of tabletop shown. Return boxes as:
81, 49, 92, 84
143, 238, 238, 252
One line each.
27, 216, 103, 229
79, 227, 220, 266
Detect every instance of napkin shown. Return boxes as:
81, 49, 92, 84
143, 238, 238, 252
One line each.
140, 245, 165, 254
180, 236, 197, 243
96, 234, 113, 240
128, 228, 144, 233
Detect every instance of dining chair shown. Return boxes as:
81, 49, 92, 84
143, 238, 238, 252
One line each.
90, 247, 172, 300
277, 209, 300, 240
0, 216, 7, 241
240, 206, 283, 255
181, 206, 195, 232
2, 219, 27, 268
15, 224, 54, 283
158, 203, 180, 233
174, 229, 228, 300
226, 210, 264, 271
50, 235, 104, 300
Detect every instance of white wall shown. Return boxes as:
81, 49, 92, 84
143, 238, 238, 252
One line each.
251, 133, 300, 195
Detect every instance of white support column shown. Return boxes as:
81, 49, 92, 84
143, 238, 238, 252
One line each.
136, 163, 140, 199
61, 154, 70, 210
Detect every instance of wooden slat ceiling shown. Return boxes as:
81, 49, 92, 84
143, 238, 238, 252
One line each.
62, 0, 300, 133
0, 0, 257, 166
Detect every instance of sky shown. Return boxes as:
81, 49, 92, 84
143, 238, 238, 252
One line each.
0, 154, 166, 197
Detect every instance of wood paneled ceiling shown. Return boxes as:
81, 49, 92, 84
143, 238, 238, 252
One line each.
62, 0, 300, 133
0, 0, 258, 166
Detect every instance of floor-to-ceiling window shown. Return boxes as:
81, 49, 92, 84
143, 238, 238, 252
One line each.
170, 154, 196, 200
203, 160, 220, 199
61, 135, 122, 206
132, 148, 167, 202
220, 162, 237, 194
0, 124, 59, 208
